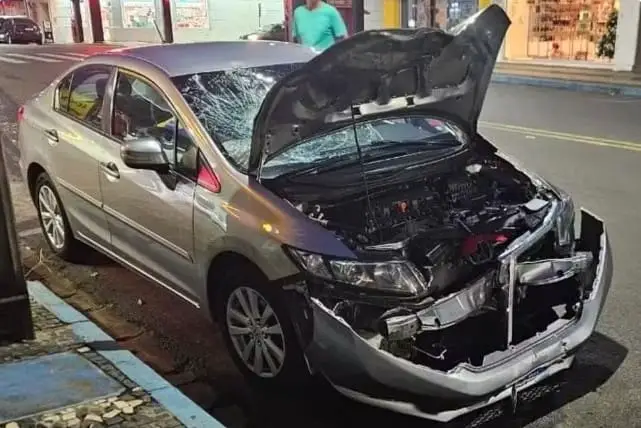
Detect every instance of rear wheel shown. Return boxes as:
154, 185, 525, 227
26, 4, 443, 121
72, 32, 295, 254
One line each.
216, 267, 309, 389
34, 172, 86, 262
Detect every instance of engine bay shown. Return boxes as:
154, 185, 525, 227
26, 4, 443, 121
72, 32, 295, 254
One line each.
281, 155, 554, 297
268, 148, 591, 374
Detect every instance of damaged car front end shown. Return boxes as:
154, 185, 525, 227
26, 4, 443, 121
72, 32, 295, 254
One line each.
239, 5, 613, 423
287, 200, 610, 422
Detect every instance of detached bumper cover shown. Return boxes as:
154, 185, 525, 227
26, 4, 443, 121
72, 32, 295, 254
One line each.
303, 209, 612, 422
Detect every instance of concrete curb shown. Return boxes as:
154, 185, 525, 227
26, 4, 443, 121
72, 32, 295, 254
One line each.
27, 281, 226, 428
491, 73, 641, 98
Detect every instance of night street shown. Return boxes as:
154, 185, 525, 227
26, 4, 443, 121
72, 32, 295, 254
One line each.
2, 43, 641, 427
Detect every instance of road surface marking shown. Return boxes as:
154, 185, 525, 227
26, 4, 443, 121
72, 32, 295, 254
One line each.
0, 55, 26, 64
479, 121, 641, 152
63, 52, 89, 58
38, 53, 83, 61
5, 53, 60, 62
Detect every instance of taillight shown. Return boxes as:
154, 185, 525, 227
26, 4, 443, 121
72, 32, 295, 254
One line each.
17, 105, 24, 122
197, 158, 221, 193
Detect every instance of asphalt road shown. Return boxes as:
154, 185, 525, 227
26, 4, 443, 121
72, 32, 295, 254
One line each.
3, 43, 641, 427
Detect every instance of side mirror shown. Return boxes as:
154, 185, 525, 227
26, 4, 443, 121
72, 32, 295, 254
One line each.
120, 137, 170, 173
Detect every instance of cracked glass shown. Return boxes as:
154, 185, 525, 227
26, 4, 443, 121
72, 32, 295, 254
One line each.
172, 63, 303, 171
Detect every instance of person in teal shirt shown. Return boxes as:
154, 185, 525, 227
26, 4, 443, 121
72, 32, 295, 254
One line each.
292, 0, 348, 51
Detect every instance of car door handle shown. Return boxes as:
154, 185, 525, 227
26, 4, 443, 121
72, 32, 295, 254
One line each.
44, 128, 58, 143
100, 162, 120, 179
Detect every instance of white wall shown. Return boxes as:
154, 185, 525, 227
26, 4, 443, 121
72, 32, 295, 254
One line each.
364, 0, 384, 30
613, 0, 641, 71
49, 0, 74, 43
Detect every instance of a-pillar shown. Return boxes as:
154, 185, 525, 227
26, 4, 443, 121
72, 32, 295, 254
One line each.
613, 0, 641, 72
87, 0, 104, 42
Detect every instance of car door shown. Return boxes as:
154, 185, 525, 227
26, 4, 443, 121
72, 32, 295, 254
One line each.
45, 65, 113, 247
99, 68, 200, 305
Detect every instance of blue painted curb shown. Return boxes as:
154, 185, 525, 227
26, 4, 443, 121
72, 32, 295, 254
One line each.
27, 281, 226, 428
491, 73, 641, 98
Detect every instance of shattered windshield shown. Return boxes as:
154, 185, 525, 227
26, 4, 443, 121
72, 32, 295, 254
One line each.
172, 63, 303, 171
262, 116, 468, 176
173, 65, 467, 176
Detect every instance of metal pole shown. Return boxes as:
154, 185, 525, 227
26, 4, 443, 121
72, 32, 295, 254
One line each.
88, 0, 104, 42
72, 0, 84, 43
352, 0, 364, 33
161, 0, 173, 43
0, 144, 34, 342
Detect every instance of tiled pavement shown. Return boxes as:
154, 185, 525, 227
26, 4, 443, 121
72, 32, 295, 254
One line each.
0, 282, 225, 428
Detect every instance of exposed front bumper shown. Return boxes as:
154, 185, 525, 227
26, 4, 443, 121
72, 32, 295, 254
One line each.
303, 209, 612, 422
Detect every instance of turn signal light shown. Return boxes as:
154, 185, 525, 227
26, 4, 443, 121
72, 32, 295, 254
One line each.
197, 159, 221, 193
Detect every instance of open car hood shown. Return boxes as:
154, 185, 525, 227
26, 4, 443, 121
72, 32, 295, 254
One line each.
248, 5, 510, 174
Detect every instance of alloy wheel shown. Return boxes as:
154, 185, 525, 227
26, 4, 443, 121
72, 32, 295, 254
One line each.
226, 286, 286, 378
38, 185, 65, 250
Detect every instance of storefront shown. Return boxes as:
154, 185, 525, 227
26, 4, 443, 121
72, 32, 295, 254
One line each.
380, 0, 640, 70
47, 0, 288, 43
504, 0, 617, 63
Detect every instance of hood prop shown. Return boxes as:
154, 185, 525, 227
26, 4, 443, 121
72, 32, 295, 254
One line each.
349, 105, 381, 241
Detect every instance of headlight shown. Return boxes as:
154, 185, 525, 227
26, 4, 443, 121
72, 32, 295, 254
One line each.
286, 247, 430, 296
522, 168, 576, 253
247, 34, 260, 41
556, 191, 575, 251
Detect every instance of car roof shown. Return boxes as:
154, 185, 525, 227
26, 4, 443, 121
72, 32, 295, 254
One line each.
100, 41, 317, 77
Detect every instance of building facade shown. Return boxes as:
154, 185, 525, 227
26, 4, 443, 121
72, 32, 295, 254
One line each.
10, 0, 641, 71
379, 0, 641, 71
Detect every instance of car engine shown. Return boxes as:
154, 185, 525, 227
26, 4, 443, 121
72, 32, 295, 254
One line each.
287, 158, 551, 296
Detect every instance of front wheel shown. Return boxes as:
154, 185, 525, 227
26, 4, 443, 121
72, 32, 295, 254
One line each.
216, 269, 309, 389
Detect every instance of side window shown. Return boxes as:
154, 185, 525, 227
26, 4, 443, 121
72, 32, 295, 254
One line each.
112, 72, 198, 179
65, 66, 111, 129
55, 73, 73, 113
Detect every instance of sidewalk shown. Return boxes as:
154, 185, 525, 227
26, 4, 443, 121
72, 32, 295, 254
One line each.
492, 62, 641, 97
0, 281, 225, 428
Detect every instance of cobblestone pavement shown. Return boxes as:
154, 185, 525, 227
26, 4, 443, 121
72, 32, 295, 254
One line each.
0, 299, 191, 428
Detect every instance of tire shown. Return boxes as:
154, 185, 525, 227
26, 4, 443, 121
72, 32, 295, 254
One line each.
34, 172, 86, 262
215, 267, 310, 390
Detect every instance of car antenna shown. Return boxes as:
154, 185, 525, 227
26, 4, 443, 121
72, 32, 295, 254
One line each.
349, 105, 381, 241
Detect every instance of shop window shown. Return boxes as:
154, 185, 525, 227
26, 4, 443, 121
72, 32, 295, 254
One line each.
505, 0, 616, 62
122, 0, 156, 28
175, 0, 209, 29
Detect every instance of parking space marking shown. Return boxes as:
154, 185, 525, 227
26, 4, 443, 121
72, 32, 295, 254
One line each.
39, 53, 83, 61
480, 121, 641, 152
0, 55, 27, 64
5, 53, 60, 62
63, 52, 89, 58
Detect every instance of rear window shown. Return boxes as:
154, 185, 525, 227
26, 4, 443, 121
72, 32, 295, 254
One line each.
13, 18, 37, 27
